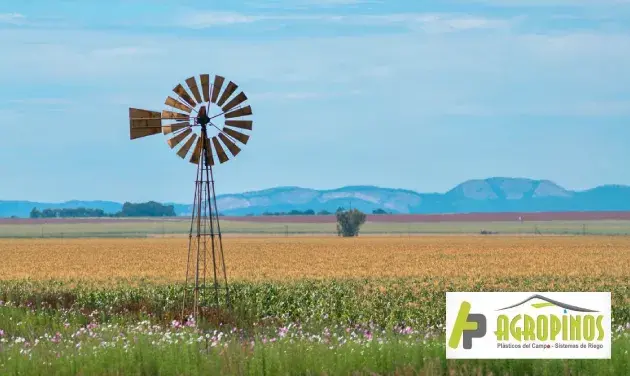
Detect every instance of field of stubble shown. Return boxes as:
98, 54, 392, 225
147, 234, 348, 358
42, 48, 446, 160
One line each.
1, 235, 629, 281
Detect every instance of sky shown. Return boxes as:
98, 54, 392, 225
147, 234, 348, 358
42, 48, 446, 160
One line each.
1, 0, 629, 203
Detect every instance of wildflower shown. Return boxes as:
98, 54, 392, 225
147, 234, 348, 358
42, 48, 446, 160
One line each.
184, 315, 196, 328
278, 327, 289, 338
51, 332, 62, 344
364, 331, 372, 341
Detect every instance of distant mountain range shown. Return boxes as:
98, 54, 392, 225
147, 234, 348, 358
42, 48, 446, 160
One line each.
2, 177, 630, 218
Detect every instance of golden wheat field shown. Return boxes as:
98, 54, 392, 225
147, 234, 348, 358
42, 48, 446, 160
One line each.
0, 235, 629, 282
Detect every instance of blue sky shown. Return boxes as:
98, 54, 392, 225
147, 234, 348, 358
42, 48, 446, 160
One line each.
1, 0, 629, 202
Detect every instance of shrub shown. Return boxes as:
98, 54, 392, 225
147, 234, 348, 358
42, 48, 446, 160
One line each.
336, 209, 367, 237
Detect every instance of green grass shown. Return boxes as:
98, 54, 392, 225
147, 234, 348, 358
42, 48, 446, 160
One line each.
0, 278, 629, 374
1, 329, 628, 375
2, 219, 630, 238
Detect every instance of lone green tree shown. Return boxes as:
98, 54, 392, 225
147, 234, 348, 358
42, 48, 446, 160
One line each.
336, 208, 367, 237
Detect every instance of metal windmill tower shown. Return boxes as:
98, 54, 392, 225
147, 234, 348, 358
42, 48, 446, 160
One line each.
128, 74, 253, 321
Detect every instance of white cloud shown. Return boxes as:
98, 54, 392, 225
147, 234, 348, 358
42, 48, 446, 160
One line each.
352, 13, 514, 32
307, 0, 380, 4
253, 92, 324, 101
0, 23, 629, 118
290, 0, 380, 4
470, 0, 630, 6
252, 90, 362, 101
554, 100, 630, 116
89, 46, 164, 58
0, 13, 25, 24
250, 0, 382, 9
185, 11, 262, 27
8, 98, 73, 105
177, 11, 512, 32
446, 100, 630, 117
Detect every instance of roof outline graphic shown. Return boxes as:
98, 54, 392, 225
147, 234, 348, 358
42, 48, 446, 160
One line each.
496, 294, 598, 313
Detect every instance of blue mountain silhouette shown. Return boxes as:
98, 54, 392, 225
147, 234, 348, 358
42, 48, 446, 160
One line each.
3, 177, 630, 217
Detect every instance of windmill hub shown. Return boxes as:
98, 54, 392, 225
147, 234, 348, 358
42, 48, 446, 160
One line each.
196, 106, 211, 127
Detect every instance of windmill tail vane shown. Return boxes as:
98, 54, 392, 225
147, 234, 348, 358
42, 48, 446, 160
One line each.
127, 74, 254, 322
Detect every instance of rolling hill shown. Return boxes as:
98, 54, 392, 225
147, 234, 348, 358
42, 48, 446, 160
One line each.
2, 177, 630, 217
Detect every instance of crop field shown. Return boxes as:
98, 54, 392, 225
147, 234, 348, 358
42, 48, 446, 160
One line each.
1, 235, 629, 374
1, 236, 630, 281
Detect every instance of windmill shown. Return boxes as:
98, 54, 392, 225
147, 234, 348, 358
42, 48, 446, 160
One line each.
128, 74, 253, 321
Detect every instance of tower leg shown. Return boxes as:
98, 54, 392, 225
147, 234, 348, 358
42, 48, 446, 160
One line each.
182, 130, 231, 324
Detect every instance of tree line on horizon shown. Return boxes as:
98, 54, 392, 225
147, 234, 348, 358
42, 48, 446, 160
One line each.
29, 201, 176, 218
28, 202, 392, 219
256, 208, 391, 216
26, 202, 372, 238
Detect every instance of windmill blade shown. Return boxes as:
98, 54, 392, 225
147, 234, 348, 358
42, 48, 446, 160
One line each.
225, 120, 252, 130
224, 106, 252, 119
222, 127, 249, 145
165, 97, 193, 114
131, 127, 161, 140
212, 136, 229, 163
204, 136, 215, 166
222, 92, 248, 113
173, 84, 197, 108
163, 122, 190, 135
211, 75, 225, 103
177, 133, 198, 159
167, 128, 192, 149
200, 74, 210, 103
218, 133, 241, 157
217, 81, 238, 107
129, 108, 161, 128
162, 110, 190, 120
129, 108, 162, 139
185, 77, 203, 104
189, 136, 203, 165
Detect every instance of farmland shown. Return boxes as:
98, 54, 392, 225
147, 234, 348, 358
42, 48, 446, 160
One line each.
1, 236, 630, 281
0, 235, 629, 374
3, 217, 630, 238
